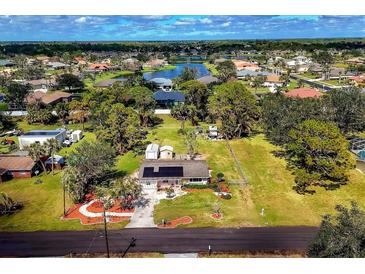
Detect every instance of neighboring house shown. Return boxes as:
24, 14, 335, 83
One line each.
160, 146, 174, 160
286, 56, 311, 72
145, 143, 160, 160
26, 91, 77, 106
138, 160, 211, 187
236, 70, 270, 79
18, 129, 66, 150
149, 78, 173, 92
197, 75, 219, 85
284, 87, 323, 99
88, 63, 110, 72
0, 59, 15, 67
346, 57, 365, 65
25, 78, 56, 93
74, 56, 87, 65
263, 74, 284, 92
350, 74, 365, 86
0, 155, 39, 179
213, 58, 227, 65
232, 60, 259, 71
121, 58, 141, 71
143, 59, 168, 69
47, 62, 70, 70
153, 91, 185, 109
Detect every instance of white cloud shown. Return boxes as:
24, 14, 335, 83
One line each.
75, 17, 87, 23
199, 18, 212, 24
221, 21, 231, 27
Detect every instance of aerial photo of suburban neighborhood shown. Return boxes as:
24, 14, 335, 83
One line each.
0, 15, 365, 259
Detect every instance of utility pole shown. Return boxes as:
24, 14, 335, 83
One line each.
103, 206, 110, 258
122, 237, 136, 258
63, 182, 66, 216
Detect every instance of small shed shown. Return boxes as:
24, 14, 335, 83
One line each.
71, 130, 83, 142
45, 155, 65, 170
160, 146, 174, 160
145, 143, 160, 160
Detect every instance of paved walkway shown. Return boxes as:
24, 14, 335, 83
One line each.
79, 200, 134, 218
126, 188, 158, 228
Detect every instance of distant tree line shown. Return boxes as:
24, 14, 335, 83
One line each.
2, 39, 365, 56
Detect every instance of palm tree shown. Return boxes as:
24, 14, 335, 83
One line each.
27, 143, 47, 175
0, 192, 23, 215
44, 138, 62, 175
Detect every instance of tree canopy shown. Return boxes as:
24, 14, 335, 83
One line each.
287, 119, 355, 194
308, 202, 365, 258
208, 81, 260, 139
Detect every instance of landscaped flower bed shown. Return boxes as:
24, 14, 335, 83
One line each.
63, 198, 134, 225
157, 216, 192, 228
211, 212, 223, 220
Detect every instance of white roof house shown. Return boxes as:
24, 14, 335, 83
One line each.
18, 129, 66, 150
145, 143, 160, 160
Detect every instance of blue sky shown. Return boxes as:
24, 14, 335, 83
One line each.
0, 16, 364, 41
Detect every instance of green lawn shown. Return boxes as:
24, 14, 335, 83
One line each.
0, 120, 138, 231
84, 70, 134, 88
203, 62, 219, 76
299, 72, 320, 79
141, 64, 176, 73
154, 117, 365, 227
318, 79, 349, 86
2, 116, 365, 231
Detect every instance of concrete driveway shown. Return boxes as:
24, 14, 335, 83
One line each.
126, 187, 158, 228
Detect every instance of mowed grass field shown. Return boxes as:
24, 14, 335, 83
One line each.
153, 116, 365, 227
1, 116, 365, 231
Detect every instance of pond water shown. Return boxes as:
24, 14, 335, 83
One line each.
143, 63, 211, 81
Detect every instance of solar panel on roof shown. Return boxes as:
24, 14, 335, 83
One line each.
143, 166, 183, 178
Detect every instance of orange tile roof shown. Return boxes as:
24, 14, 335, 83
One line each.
265, 74, 283, 83
285, 88, 323, 99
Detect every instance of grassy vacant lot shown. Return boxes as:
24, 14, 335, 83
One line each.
83, 70, 134, 88
203, 62, 219, 76
153, 116, 365, 227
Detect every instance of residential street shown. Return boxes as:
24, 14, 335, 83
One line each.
0, 227, 318, 257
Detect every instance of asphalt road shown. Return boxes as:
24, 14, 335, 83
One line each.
0, 227, 319, 257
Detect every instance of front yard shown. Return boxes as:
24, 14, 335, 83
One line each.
153, 117, 365, 227
1, 116, 364, 231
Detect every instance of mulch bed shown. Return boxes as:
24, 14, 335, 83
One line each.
157, 216, 193, 229
62, 199, 134, 225
184, 188, 213, 193
87, 199, 134, 214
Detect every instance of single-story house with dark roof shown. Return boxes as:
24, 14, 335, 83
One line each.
139, 160, 211, 188
0, 155, 39, 179
153, 91, 185, 109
